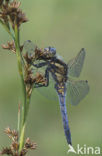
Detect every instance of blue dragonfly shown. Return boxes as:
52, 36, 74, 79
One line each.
23, 40, 89, 146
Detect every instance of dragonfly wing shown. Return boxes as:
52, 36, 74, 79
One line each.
23, 40, 36, 57
68, 48, 86, 77
67, 79, 89, 106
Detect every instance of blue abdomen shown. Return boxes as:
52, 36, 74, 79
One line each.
58, 94, 72, 145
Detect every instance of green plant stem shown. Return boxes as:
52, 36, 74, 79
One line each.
14, 25, 27, 152
17, 102, 21, 133
14, 25, 31, 152
19, 95, 31, 152
0, 20, 32, 152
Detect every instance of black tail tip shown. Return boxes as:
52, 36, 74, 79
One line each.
69, 142, 72, 146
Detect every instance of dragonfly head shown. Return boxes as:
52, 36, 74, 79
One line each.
44, 47, 56, 57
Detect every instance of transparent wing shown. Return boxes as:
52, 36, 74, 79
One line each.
23, 40, 36, 57
33, 66, 58, 101
67, 79, 89, 106
68, 48, 86, 77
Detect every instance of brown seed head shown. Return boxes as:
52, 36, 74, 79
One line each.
33, 72, 46, 85
20, 148, 27, 156
4, 127, 12, 135
4, 127, 18, 142
24, 138, 37, 150
10, 142, 19, 151
0, 147, 13, 155
0, 0, 28, 28
2, 41, 16, 53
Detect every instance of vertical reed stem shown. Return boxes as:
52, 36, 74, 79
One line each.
14, 24, 27, 152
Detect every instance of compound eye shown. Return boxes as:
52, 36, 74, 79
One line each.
44, 47, 56, 55
50, 47, 56, 55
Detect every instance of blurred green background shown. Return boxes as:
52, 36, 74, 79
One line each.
0, 0, 102, 155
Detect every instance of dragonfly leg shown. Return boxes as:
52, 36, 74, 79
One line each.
33, 67, 50, 88
32, 62, 47, 68
44, 67, 50, 87
34, 83, 46, 88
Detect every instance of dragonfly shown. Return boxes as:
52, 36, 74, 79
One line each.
23, 40, 89, 146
